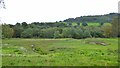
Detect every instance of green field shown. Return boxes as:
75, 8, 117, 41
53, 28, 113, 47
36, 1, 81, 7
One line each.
2, 38, 118, 66
71, 22, 111, 26
87, 23, 99, 26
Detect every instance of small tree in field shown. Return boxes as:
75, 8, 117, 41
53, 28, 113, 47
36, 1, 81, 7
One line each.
99, 22, 104, 26
82, 22, 88, 26
76, 22, 80, 26
102, 23, 112, 38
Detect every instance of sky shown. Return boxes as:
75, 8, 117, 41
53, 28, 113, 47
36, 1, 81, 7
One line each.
0, 0, 119, 24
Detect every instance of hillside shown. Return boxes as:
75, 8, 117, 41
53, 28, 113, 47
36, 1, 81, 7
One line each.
63, 13, 118, 23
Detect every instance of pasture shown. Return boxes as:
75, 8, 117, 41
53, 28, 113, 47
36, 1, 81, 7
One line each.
2, 38, 118, 66
71, 22, 111, 26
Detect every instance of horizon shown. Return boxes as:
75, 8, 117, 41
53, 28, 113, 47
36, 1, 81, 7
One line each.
0, 0, 119, 25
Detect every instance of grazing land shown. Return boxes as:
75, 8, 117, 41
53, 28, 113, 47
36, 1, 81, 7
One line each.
1, 13, 119, 66
2, 38, 118, 66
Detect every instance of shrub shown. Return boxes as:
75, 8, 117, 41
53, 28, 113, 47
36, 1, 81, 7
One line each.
102, 23, 112, 38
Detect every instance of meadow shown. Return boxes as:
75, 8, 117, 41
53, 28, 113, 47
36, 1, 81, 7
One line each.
2, 38, 119, 66
71, 22, 111, 26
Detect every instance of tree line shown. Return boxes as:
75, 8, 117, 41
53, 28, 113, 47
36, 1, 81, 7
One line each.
2, 17, 119, 39
63, 13, 118, 23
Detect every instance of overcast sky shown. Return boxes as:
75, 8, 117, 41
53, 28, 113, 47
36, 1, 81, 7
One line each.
0, 0, 119, 24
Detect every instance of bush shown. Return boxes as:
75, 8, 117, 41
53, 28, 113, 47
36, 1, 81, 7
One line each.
82, 22, 88, 26
102, 23, 112, 38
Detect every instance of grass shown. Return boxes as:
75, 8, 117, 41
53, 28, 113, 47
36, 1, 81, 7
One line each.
2, 38, 118, 66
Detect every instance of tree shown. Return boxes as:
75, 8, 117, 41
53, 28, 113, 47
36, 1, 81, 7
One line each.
73, 28, 84, 39
99, 22, 104, 26
102, 23, 112, 38
112, 17, 120, 37
54, 31, 60, 38
21, 28, 33, 38
82, 22, 88, 26
76, 22, 80, 26
83, 29, 91, 38
0, 0, 5, 9
67, 22, 72, 27
62, 28, 75, 38
13, 23, 23, 38
41, 28, 56, 38
16, 23, 21, 26
88, 26, 104, 38
32, 28, 41, 38
22, 22, 28, 29
0, 25, 2, 39
2, 24, 14, 38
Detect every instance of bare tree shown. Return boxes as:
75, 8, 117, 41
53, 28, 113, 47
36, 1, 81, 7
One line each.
0, 0, 5, 9
0, 0, 5, 35
0, 0, 5, 23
